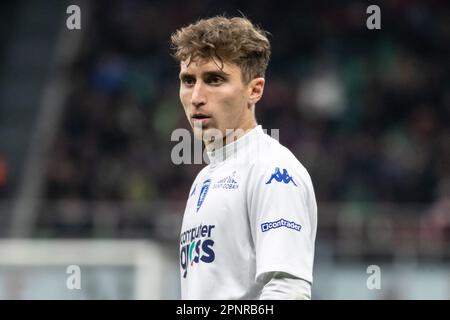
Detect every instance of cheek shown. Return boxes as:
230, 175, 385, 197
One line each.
217, 94, 245, 126
227, 90, 247, 114
179, 90, 190, 110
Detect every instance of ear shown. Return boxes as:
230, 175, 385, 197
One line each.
248, 77, 265, 106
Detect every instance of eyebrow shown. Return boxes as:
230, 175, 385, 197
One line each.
179, 70, 230, 80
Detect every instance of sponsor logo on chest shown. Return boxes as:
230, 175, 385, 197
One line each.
212, 171, 239, 190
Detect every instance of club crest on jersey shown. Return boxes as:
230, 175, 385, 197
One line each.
196, 179, 211, 212
189, 184, 196, 197
266, 167, 297, 186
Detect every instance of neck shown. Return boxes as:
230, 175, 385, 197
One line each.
204, 121, 257, 151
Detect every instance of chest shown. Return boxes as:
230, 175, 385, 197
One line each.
183, 164, 249, 230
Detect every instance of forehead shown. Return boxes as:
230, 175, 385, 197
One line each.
179, 58, 240, 75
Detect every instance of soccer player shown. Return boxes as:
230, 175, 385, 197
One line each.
171, 16, 317, 299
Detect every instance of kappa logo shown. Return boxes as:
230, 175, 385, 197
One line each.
196, 179, 211, 212
266, 167, 298, 186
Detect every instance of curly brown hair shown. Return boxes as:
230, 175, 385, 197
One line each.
170, 16, 271, 83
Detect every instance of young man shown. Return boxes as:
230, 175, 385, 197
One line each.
171, 16, 317, 299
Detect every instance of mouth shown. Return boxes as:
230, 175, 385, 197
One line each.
191, 113, 211, 123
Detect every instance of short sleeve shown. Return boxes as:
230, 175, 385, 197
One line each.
247, 161, 316, 284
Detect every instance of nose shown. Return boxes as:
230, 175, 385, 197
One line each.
191, 82, 206, 108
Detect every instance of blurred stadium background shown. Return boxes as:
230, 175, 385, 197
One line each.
0, 0, 449, 299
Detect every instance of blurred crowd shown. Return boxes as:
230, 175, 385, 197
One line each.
43, 0, 449, 220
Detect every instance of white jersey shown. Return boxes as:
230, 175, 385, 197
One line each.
179, 125, 317, 299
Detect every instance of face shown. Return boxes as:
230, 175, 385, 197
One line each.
179, 58, 264, 146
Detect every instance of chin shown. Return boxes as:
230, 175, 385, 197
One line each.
192, 128, 203, 141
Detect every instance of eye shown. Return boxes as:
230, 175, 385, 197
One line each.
206, 75, 224, 85
181, 76, 195, 87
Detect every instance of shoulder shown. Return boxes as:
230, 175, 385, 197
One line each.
249, 134, 314, 191
192, 164, 211, 183
252, 134, 311, 178
187, 164, 211, 192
